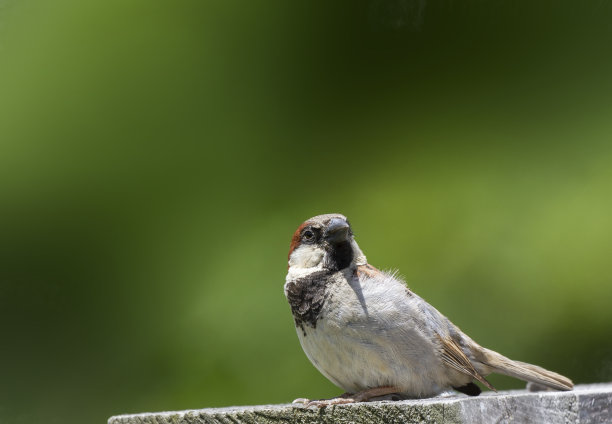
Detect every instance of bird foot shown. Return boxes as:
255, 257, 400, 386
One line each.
292, 386, 402, 408
295, 397, 357, 408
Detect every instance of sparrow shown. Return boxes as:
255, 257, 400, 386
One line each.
284, 213, 573, 407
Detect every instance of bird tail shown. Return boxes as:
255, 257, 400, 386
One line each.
481, 348, 573, 391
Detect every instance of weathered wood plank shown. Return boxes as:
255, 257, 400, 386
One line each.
109, 383, 612, 424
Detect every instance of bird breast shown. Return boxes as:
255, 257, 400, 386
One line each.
289, 268, 449, 397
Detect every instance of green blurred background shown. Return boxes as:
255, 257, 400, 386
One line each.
1, 1, 612, 423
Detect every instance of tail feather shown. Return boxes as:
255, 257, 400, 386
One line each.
482, 348, 573, 391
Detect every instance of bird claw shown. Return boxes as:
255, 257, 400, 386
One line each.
308, 397, 357, 408
292, 397, 357, 408
292, 387, 403, 408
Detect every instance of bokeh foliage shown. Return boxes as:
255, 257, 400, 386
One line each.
1, 1, 612, 423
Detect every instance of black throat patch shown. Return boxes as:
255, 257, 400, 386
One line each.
285, 270, 332, 335
325, 240, 353, 271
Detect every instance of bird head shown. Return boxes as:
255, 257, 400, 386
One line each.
287, 213, 366, 274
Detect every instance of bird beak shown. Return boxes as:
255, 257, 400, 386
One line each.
325, 218, 350, 245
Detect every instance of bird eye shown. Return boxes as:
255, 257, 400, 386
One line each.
302, 229, 315, 242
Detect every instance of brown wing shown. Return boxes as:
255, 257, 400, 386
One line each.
437, 335, 496, 391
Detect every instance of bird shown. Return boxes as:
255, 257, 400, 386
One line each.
283, 213, 573, 407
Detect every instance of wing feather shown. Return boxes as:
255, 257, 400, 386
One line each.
437, 335, 496, 391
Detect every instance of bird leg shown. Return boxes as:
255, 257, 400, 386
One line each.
293, 386, 403, 408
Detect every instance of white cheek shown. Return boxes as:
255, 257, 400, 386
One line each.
288, 245, 325, 270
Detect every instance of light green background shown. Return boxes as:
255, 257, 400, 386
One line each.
1, 1, 612, 423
